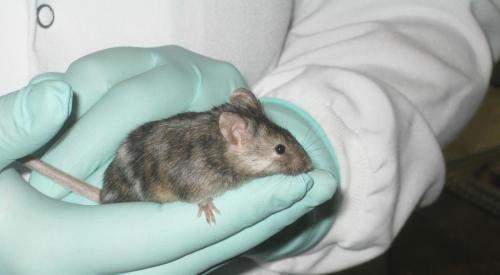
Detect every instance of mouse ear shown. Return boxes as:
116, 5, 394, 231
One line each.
219, 112, 249, 146
229, 88, 263, 113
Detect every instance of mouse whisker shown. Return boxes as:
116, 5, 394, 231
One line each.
301, 128, 313, 144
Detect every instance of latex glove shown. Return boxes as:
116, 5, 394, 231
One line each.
3, 45, 339, 274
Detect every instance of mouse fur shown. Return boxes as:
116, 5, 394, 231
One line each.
100, 88, 312, 206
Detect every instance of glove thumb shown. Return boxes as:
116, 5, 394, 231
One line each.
0, 73, 72, 169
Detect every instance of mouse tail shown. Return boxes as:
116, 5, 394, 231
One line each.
22, 156, 101, 203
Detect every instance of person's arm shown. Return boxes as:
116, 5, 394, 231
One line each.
249, 0, 500, 272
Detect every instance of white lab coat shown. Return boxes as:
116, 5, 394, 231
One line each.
1, 0, 499, 273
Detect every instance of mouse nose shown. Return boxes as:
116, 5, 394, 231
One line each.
289, 157, 312, 174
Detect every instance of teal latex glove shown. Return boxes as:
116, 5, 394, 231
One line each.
0, 45, 339, 274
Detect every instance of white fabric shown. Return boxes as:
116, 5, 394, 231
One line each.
253, 0, 500, 273
1, 0, 499, 273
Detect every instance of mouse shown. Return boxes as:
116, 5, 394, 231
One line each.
100, 88, 313, 223
22, 88, 313, 224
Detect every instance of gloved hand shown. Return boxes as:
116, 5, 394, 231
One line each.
0, 45, 338, 274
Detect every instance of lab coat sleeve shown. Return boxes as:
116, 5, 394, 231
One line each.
252, 0, 500, 273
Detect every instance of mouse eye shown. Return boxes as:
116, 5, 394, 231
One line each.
275, 144, 286, 155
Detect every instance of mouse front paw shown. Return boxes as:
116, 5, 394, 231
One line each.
197, 199, 220, 225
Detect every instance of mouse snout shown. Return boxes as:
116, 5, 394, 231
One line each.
288, 157, 313, 175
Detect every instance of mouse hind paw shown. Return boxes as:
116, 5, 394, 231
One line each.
197, 199, 220, 225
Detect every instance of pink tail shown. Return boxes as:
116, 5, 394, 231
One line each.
23, 157, 101, 203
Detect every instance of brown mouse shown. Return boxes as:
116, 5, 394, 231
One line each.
22, 88, 312, 224
100, 88, 313, 223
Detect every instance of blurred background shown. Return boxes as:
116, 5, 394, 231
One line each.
333, 62, 500, 275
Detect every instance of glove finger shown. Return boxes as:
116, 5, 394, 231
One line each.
210, 173, 314, 222
246, 169, 338, 262
0, 77, 72, 169
63, 47, 164, 119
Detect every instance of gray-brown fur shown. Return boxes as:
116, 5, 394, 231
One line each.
100, 88, 313, 207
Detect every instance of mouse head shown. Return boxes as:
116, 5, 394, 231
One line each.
219, 88, 313, 177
